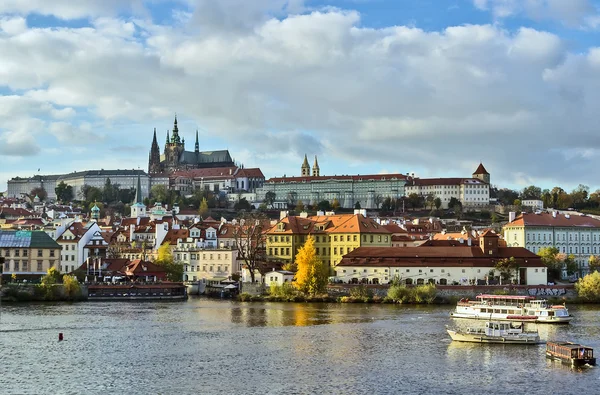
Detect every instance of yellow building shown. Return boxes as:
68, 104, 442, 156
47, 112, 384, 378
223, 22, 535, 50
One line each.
0, 230, 61, 276
265, 211, 392, 268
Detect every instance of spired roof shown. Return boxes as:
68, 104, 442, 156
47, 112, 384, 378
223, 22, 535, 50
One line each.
473, 163, 489, 175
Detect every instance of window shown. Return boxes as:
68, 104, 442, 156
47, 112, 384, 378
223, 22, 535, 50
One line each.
37, 261, 43, 271
23, 250, 28, 257
14, 250, 20, 257
461, 269, 465, 273
22, 261, 28, 271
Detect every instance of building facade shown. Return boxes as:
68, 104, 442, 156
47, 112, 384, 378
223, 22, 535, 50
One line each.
503, 211, 600, 276
0, 230, 61, 276
404, 163, 491, 209
335, 231, 547, 285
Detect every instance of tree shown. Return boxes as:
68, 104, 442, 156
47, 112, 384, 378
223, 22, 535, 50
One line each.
374, 195, 383, 209
495, 257, 517, 285
513, 199, 522, 207
331, 198, 340, 210
575, 272, 600, 302
234, 197, 252, 211
155, 243, 183, 282
103, 178, 120, 203
294, 235, 328, 295
80, 185, 102, 204
30, 187, 47, 201
434, 197, 442, 210
296, 200, 305, 212
287, 192, 298, 209
55, 181, 73, 203
62, 275, 81, 299
521, 185, 542, 200
563, 254, 578, 277
425, 194, 435, 210
407, 193, 422, 210
233, 212, 268, 283
151, 184, 168, 203
589, 255, 600, 273
538, 247, 562, 280
199, 197, 209, 217
264, 191, 276, 208
317, 200, 331, 211
448, 197, 461, 211
354, 201, 361, 209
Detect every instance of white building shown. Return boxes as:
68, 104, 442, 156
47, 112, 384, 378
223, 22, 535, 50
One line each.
503, 211, 600, 276
55, 221, 101, 273
403, 164, 491, 209
264, 269, 295, 286
521, 200, 544, 211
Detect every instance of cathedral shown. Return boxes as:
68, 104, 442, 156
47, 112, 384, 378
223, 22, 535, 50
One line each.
148, 115, 234, 174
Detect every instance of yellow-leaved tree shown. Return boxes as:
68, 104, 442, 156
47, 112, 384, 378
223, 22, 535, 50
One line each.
575, 272, 600, 302
294, 235, 328, 295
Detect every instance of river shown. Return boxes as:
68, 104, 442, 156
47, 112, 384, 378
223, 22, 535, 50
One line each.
1, 299, 599, 394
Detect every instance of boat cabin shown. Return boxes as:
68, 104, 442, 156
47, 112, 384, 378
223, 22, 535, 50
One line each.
546, 341, 596, 366
466, 322, 525, 337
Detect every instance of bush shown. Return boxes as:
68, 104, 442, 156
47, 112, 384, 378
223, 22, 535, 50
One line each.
387, 284, 437, 304
269, 282, 297, 298
239, 292, 253, 301
413, 284, 437, 304
350, 285, 373, 300
387, 284, 412, 303
575, 272, 600, 302
63, 275, 82, 300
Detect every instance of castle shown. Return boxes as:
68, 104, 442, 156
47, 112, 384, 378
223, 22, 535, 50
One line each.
148, 115, 234, 174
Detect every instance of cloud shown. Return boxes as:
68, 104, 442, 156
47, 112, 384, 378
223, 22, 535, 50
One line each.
0, 128, 41, 157
1, 2, 600, 190
0, 0, 147, 20
473, 0, 599, 28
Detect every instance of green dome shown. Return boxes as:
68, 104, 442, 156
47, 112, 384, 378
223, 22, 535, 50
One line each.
91, 204, 100, 212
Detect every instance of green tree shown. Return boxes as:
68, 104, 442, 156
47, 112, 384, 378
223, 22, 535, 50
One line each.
563, 254, 579, 277
538, 247, 562, 280
495, 257, 517, 285
55, 181, 73, 203
434, 197, 442, 210
234, 197, 252, 211
513, 199, 522, 207
374, 195, 383, 209
296, 200, 305, 212
491, 212, 498, 223
264, 191, 276, 208
521, 185, 542, 200
151, 184, 168, 203
354, 201, 361, 209
294, 235, 328, 295
407, 193, 422, 210
575, 272, 600, 302
317, 200, 331, 211
425, 194, 435, 210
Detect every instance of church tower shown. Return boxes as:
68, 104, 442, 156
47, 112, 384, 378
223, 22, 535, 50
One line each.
472, 163, 490, 184
163, 115, 185, 172
131, 174, 147, 219
301, 154, 311, 177
312, 155, 320, 177
148, 128, 161, 174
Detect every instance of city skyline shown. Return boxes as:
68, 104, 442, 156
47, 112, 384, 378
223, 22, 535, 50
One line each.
2, 1, 600, 193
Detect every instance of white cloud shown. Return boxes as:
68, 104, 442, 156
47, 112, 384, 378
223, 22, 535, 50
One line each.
1, 3, 600, 189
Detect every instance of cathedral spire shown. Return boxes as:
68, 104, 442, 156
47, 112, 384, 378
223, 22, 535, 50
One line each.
312, 155, 320, 177
172, 114, 180, 143
195, 130, 199, 153
135, 173, 143, 204
166, 130, 170, 145
149, 128, 161, 173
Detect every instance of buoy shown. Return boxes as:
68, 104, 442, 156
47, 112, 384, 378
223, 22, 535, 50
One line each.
58, 333, 64, 341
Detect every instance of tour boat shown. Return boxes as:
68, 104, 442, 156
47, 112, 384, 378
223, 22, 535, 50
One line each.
450, 294, 572, 324
546, 341, 596, 367
446, 321, 542, 344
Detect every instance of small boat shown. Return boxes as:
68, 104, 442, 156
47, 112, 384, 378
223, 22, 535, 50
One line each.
447, 321, 543, 344
451, 294, 572, 324
546, 341, 596, 367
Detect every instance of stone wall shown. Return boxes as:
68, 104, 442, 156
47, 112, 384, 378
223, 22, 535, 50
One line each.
240, 283, 266, 296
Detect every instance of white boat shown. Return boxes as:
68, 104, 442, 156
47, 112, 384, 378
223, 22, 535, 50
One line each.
447, 321, 543, 344
450, 294, 572, 324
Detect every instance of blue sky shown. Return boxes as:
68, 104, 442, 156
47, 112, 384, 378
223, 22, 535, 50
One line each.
2, 0, 600, 193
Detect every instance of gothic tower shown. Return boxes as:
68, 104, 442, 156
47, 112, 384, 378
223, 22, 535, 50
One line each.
148, 128, 161, 174
312, 155, 320, 177
301, 154, 311, 177
163, 115, 185, 172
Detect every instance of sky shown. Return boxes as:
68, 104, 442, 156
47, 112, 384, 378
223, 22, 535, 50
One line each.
1, 0, 600, 193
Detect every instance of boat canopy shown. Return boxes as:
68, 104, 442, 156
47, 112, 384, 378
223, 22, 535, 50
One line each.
476, 294, 534, 300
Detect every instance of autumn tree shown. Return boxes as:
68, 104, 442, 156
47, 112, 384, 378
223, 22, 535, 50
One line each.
575, 272, 600, 302
588, 255, 600, 273
233, 212, 268, 283
332, 198, 340, 210
63, 275, 81, 300
155, 243, 183, 282
199, 197, 209, 217
296, 200, 305, 212
294, 235, 328, 296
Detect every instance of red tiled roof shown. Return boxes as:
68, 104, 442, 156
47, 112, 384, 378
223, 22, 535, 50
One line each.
266, 173, 407, 183
236, 167, 265, 178
266, 214, 390, 235
406, 178, 487, 186
473, 163, 489, 175
162, 229, 189, 245
509, 212, 600, 228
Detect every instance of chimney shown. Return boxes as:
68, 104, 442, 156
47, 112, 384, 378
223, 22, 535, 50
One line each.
467, 238, 472, 246
552, 211, 557, 218
508, 211, 516, 223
